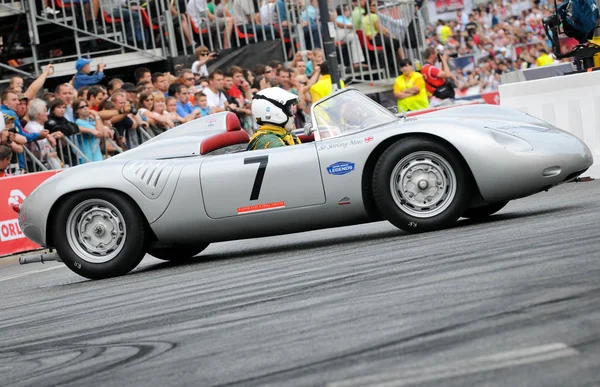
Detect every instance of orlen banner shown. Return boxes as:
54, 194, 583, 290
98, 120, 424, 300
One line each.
0, 171, 60, 256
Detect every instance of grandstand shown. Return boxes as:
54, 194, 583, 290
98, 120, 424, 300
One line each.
0, 0, 560, 174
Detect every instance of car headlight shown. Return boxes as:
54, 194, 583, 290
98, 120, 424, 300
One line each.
488, 129, 533, 152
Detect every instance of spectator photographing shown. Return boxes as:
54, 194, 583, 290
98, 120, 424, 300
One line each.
421, 47, 456, 101
73, 58, 106, 90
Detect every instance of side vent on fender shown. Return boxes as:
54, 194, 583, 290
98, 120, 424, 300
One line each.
122, 161, 175, 199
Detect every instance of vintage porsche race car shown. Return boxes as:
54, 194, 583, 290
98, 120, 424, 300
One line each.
17, 89, 593, 279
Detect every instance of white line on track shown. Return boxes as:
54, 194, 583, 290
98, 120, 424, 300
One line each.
0, 265, 64, 283
328, 343, 579, 387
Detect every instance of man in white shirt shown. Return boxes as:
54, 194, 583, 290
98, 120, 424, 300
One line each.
232, 0, 278, 40
23, 99, 64, 169
186, 0, 234, 49
201, 70, 230, 112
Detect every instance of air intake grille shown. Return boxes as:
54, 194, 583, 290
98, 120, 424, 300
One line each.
123, 161, 174, 199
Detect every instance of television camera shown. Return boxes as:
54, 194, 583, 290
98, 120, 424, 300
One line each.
543, 0, 600, 71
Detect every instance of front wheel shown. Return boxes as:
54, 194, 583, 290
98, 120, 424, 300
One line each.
462, 202, 509, 220
147, 245, 209, 261
53, 190, 147, 280
372, 138, 473, 233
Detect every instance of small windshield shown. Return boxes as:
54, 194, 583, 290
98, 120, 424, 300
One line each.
312, 89, 397, 139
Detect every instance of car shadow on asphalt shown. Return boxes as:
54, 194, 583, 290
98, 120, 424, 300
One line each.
135, 203, 582, 275
456, 203, 584, 228
135, 228, 407, 274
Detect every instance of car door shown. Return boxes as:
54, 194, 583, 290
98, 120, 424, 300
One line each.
200, 144, 325, 219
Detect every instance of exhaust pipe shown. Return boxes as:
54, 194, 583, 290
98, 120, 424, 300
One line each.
19, 250, 62, 265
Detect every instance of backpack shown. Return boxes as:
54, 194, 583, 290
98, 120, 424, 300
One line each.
422, 73, 456, 99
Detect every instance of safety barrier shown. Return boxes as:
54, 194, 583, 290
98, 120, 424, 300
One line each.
455, 91, 500, 105
0, 170, 61, 257
499, 69, 600, 178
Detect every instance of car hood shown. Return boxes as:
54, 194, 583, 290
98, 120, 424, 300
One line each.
407, 103, 561, 135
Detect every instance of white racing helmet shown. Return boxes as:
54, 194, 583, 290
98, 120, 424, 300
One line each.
252, 87, 299, 131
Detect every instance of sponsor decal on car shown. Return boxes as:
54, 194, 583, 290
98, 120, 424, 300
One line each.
207, 119, 216, 128
327, 161, 355, 175
237, 201, 285, 214
318, 138, 368, 151
364, 136, 374, 143
338, 196, 351, 205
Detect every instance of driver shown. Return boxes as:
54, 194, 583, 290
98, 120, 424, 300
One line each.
247, 87, 302, 150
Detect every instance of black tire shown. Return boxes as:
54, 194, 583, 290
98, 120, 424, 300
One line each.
372, 138, 473, 233
462, 201, 509, 220
53, 190, 147, 280
147, 245, 209, 261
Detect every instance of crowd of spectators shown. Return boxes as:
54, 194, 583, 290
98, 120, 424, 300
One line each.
421, 0, 571, 98
1, 0, 572, 178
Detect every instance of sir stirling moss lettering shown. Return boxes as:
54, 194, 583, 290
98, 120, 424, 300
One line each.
327, 162, 355, 175
319, 138, 367, 151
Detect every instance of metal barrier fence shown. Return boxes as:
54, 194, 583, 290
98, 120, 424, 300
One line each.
13, 132, 124, 175
1, 0, 424, 84
0, 0, 173, 78
174, 0, 426, 82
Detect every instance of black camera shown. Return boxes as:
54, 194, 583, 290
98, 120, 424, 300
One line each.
129, 106, 138, 115
8, 128, 17, 133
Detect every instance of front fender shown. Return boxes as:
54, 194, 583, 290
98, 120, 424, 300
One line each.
19, 159, 184, 247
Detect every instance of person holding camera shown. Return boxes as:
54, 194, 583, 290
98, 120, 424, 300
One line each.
1, 114, 26, 175
101, 91, 141, 150
421, 47, 457, 102
73, 58, 106, 90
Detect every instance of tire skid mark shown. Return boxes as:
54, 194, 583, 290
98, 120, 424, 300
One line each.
1, 341, 175, 387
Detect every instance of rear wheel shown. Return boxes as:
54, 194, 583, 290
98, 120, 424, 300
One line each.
147, 245, 209, 261
462, 202, 509, 220
53, 190, 147, 280
372, 138, 473, 233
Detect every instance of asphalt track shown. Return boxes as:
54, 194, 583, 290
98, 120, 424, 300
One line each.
1, 180, 599, 387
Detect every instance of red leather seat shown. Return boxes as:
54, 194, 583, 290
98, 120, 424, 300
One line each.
356, 30, 384, 52
297, 133, 314, 143
200, 112, 250, 154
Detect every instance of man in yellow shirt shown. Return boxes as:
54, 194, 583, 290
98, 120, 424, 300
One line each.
309, 62, 345, 103
393, 59, 429, 112
439, 22, 452, 44
536, 48, 554, 67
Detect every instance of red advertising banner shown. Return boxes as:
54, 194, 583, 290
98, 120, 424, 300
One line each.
434, 0, 465, 13
480, 91, 500, 105
0, 171, 61, 257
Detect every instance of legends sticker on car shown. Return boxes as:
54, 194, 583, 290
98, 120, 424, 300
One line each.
327, 162, 355, 175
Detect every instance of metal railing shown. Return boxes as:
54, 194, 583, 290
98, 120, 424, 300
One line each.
12, 132, 125, 175
1, 0, 173, 77
1, 0, 424, 84
175, 0, 426, 83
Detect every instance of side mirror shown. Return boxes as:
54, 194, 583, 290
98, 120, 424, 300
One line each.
304, 122, 314, 136
389, 105, 407, 119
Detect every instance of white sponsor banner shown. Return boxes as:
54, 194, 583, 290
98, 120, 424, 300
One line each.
0, 218, 25, 242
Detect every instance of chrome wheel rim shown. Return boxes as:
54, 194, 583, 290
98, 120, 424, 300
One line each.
390, 151, 457, 218
65, 199, 126, 263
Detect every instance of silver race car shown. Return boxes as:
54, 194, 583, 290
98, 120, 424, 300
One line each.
17, 89, 593, 279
